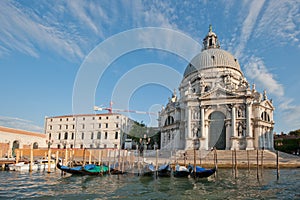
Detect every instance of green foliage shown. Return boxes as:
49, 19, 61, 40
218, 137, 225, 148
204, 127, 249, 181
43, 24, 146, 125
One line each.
275, 138, 300, 154
289, 129, 300, 136
126, 121, 161, 149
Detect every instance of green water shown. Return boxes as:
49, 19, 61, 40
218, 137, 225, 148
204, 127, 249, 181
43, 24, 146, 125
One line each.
0, 168, 299, 199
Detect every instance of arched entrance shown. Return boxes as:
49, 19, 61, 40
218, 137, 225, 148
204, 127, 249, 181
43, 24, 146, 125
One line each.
12, 140, 20, 157
208, 111, 226, 150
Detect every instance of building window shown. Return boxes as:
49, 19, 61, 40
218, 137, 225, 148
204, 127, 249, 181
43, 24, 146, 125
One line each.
60, 118, 62, 121
91, 132, 94, 140
92, 117, 95, 120
58, 133, 61, 140
105, 123, 108, 128
59, 125, 62, 130
66, 118, 69, 121
50, 118, 53, 122
71, 132, 74, 140
99, 117, 102, 120
116, 116, 119, 119
105, 132, 108, 139
70, 144, 73, 148
99, 123, 101, 128
81, 132, 84, 139
66, 125, 68, 129
80, 144, 84, 149
73, 118, 75, 121
57, 144, 60, 149
49, 133, 51, 140
106, 116, 109, 119
83, 117, 85, 120
90, 144, 93, 148
72, 125, 75, 129
49, 125, 52, 130
82, 124, 85, 129
114, 144, 118, 149
116, 123, 119, 128
115, 132, 118, 139
97, 132, 101, 139
64, 132, 68, 140
104, 144, 107, 148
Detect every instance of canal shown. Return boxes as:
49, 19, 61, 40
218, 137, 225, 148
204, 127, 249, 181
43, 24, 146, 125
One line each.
0, 168, 299, 199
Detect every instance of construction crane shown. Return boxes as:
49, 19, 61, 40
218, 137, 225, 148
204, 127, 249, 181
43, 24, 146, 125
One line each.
94, 101, 156, 115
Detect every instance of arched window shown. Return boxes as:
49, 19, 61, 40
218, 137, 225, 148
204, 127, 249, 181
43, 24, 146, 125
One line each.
64, 132, 68, 140
164, 116, 175, 126
33, 142, 39, 149
261, 111, 270, 122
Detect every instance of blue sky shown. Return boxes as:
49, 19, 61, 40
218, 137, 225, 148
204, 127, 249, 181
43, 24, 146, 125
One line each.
0, 0, 300, 134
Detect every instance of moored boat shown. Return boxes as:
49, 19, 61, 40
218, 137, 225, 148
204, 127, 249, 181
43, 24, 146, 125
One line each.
57, 162, 109, 176
141, 163, 156, 176
157, 163, 171, 177
173, 164, 191, 178
190, 165, 216, 178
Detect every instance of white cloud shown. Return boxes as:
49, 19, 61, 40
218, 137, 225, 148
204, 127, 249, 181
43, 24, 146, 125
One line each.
234, 0, 265, 58
0, 1, 86, 61
0, 116, 43, 133
244, 56, 284, 97
254, 0, 300, 48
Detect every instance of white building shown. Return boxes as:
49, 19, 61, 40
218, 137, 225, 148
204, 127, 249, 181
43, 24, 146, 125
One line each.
45, 113, 134, 149
159, 26, 274, 151
0, 126, 46, 157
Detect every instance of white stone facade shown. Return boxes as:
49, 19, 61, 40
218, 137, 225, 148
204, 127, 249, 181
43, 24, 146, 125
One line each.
159, 26, 274, 151
45, 113, 134, 149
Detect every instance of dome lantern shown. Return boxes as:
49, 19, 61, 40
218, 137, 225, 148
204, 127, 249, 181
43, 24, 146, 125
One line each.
203, 24, 220, 50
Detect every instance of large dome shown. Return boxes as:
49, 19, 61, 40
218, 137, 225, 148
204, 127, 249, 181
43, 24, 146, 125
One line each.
183, 48, 242, 77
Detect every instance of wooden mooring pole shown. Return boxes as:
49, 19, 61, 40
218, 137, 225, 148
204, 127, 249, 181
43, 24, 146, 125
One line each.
261, 149, 264, 178
29, 144, 33, 172
155, 149, 158, 178
193, 147, 196, 178
247, 150, 250, 172
234, 149, 237, 179
231, 150, 234, 174
256, 149, 259, 181
47, 148, 51, 173
276, 150, 280, 180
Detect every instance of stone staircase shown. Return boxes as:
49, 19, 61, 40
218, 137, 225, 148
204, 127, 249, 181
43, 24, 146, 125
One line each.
172, 149, 300, 168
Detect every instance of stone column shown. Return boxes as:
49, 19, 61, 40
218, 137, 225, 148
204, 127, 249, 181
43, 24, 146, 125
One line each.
232, 106, 236, 137
231, 105, 238, 150
246, 103, 254, 150
187, 107, 191, 138
225, 120, 231, 150
200, 107, 205, 138
261, 127, 265, 149
270, 129, 274, 149
205, 120, 209, 150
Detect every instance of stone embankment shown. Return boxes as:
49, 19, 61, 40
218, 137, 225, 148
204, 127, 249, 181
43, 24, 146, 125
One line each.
145, 150, 300, 168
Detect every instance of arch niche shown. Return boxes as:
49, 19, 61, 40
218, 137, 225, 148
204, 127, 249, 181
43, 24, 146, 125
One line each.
12, 140, 20, 157
208, 111, 226, 150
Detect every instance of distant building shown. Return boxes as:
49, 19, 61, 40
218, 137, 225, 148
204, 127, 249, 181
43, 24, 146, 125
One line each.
44, 113, 134, 149
0, 126, 46, 157
159, 26, 275, 151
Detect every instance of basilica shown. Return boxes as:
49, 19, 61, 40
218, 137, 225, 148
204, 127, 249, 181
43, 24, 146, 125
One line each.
159, 26, 274, 151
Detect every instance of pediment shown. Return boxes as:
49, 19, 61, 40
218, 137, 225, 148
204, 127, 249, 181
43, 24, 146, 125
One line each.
200, 87, 238, 100
260, 100, 274, 109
